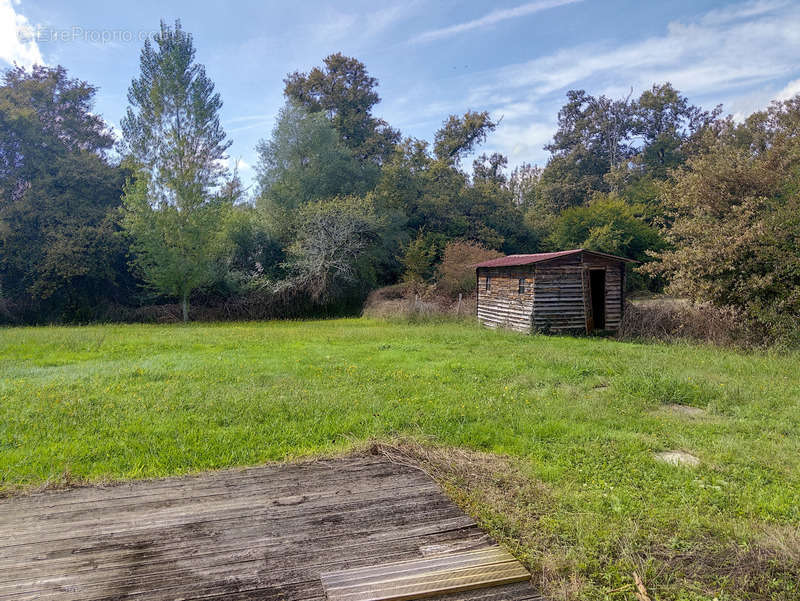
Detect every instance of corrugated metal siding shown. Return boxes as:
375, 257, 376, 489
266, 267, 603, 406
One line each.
532, 254, 586, 332
476, 267, 535, 333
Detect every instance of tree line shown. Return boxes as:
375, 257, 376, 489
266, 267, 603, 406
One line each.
1, 20, 798, 342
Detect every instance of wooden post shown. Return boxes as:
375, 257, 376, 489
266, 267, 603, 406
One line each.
475, 269, 480, 324
582, 267, 593, 334
457, 293, 462, 315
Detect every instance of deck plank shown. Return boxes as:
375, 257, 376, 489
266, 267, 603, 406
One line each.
0, 457, 542, 601
322, 547, 530, 601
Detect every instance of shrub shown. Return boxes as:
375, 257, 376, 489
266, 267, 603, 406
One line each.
548, 194, 663, 262
400, 232, 438, 283
644, 97, 800, 346
361, 283, 475, 319
618, 298, 756, 347
435, 241, 502, 297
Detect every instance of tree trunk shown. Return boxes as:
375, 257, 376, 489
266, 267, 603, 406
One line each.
181, 292, 189, 323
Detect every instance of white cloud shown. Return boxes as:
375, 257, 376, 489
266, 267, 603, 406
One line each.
411, 0, 581, 44
776, 78, 800, 101
233, 158, 251, 172
226, 114, 275, 134
307, 2, 420, 47
471, 8, 800, 103
700, 0, 789, 25
409, 0, 800, 169
0, 0, 43, 67
491, 120, 555, 160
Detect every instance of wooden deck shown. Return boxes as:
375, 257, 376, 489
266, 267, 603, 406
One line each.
0, 457, 542, 601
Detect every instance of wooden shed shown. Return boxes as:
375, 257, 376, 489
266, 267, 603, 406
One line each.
474, 249, 636, 334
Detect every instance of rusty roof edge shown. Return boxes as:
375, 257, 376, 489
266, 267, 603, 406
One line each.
471, 249, 580, 268
580, 249, 639, 264
473, 249, 638, 269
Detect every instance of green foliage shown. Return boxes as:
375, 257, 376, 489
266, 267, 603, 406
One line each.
645, 96, 800, 344
400, 231, 438, 283
255, 101, 371, 242
223, 204, 283, 286
121, 174, 233, 318
536, 84, 715, 212
120, 20, 233, 321
121, 20, 230, 207
0, 65, 131, 321
634, 83, 721, 179
375, 118, 532, 261
284, 53, 399, 165
548, 194, 663, 260
433, 110, 497, 165
472, 152, 508, 184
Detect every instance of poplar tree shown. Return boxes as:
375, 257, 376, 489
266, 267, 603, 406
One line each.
121, 20, 231, 321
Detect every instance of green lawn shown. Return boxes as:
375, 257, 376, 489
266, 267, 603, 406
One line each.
1, 318, 798, 600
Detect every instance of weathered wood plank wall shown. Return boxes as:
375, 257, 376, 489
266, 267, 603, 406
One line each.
476, 267, 535, 333
532, 254, 586, 332
476, 251, 629, 334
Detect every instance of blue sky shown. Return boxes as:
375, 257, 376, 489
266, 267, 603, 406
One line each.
3, 0, 800, 189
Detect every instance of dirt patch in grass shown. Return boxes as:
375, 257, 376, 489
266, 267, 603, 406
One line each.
663, 403, 708, 418
655, 450, 701, 467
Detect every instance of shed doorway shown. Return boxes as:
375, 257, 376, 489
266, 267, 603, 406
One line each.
589, 269, 606, 330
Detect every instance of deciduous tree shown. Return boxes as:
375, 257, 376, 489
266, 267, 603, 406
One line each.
255, 101, 368, 244
644, 97, 800, 343
285, 195, 383, 302
433, 111, 497, 165
0, 65, 129, 321
284, 53, 399, 166
121, 20, 232, 321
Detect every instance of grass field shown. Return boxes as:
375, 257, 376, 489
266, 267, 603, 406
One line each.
1, 318, 798, 600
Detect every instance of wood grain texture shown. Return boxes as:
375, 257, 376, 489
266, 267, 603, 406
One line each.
322, 546, 529, 601
0, 457, 543, 601
476, 266, 535, 333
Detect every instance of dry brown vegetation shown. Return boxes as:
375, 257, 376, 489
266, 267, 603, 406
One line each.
435, 241, 503, 297
361, 283, 476, 319
618, 297, 760, 347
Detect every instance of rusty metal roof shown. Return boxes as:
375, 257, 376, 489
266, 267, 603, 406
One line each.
473, 249, 636, 268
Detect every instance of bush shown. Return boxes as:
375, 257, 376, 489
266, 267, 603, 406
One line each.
435, 241, 502, 297
644, 97, 800, 346
618, 298, 757, 347
400, 232, 438, 283
362, 283, 475, 319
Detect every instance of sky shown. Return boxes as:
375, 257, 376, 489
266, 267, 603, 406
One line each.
3, 0, 800, 190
